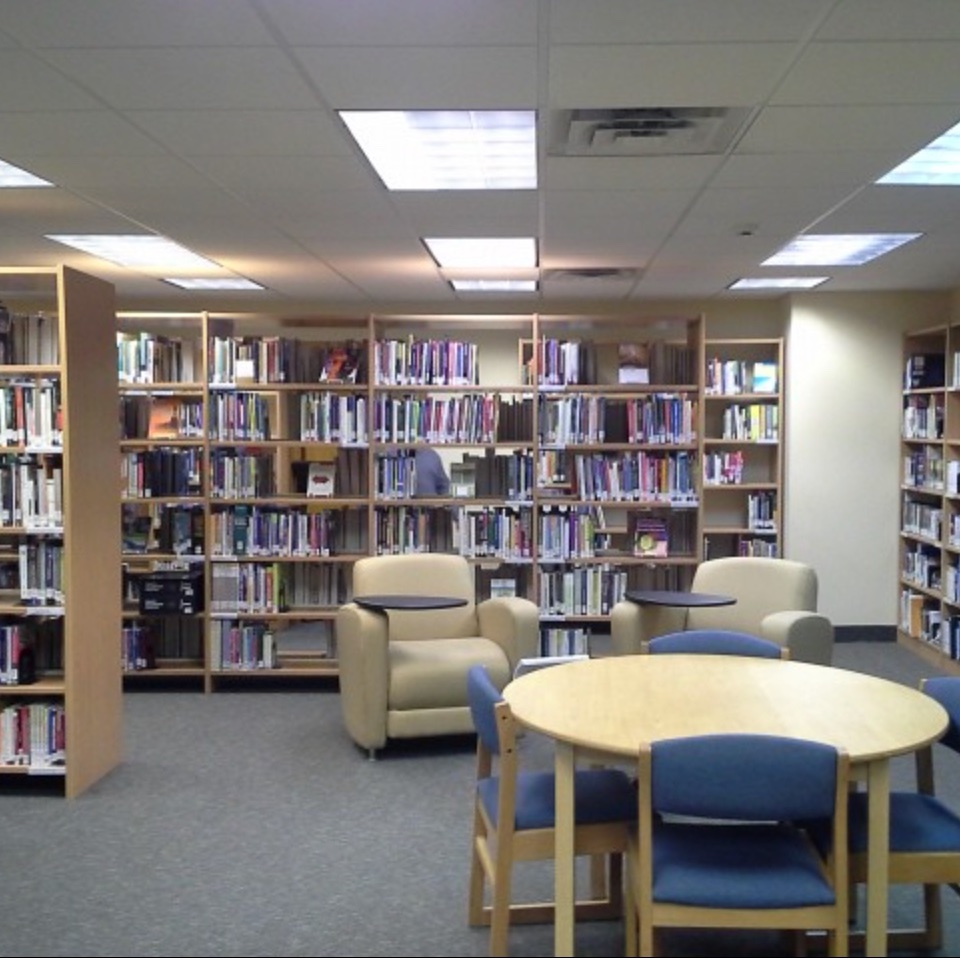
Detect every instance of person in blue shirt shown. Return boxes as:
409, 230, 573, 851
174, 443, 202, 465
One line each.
413, 446, 450, 497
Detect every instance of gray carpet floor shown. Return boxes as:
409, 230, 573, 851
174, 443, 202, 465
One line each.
0, 640, 957, 957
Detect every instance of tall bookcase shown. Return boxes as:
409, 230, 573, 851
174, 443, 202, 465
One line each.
898, 323, 960, 672
530, 313, 703, 656
118, 312, 368, 692
0, 265, 121, 797
116, 310, 800, 680
702, 338, 784, 560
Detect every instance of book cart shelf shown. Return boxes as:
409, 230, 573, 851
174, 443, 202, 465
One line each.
0, 266, 121, 797
116, 310, 789, 684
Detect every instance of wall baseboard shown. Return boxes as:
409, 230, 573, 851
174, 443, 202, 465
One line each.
835, 624, 896, 643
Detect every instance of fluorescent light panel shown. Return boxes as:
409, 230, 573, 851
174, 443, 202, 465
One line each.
339, 110, 537, 190
47, 234, 221, 270
729, 277, 829, 290
762, 233, 921, 266
451, 279, 537, 292
425, 237, 536, 269
0, 159, 53, 188
878, 119, 960, 185
164, 277, 264, 290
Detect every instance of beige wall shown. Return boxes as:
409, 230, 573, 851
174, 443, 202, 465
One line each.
785, 291, 950, 626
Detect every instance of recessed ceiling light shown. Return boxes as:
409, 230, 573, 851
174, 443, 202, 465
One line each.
729, 277, 829, 290
339, 110, 537, 190
425, 237, 537, 269
47, 234, 221, 270
877, 119, 960, 185
450, 279, 537, 292
164, 277, 264, 290
762, 233, 921, 267
0, 159, 53, 188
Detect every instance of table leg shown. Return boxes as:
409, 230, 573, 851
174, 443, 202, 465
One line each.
555, 740, 576, 957
864, 759, 891, 957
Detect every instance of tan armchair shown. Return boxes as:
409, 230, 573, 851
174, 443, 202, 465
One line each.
336, 553, 540, 758
610, 556, 834, 665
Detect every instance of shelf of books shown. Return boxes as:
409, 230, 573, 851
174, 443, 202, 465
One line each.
118, 312, 369, 691
702, 338, 783, 560
530, 314, 704, 657
898, 323, 960, 673
370, 314, 538, 638
1, 266, 121, 796
115, 310, 800, 680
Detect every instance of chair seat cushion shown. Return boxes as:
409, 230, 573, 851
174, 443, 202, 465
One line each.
848, 790, 960, 853
389, 638, 511, 710
652, 821, 836, 908
477, 767, 637, 830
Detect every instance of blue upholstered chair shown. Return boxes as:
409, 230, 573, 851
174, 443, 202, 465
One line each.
644, 628, 787, 659
466, 664, 636, 957
626, 733, 850, 957
843, 675, 960, 950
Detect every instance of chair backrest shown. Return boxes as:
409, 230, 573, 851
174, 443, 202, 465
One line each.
687, 556, 818, 633
922, 676, 960, 754
646, 628, 785, 658
351, 552, 477, 640
647, 732, 843, 823
467, 664, 504, 757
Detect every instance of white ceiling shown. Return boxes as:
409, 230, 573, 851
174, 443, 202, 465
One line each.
2, 0, 960, 318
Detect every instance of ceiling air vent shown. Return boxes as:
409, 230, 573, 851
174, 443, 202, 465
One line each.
553, 107, 750, 157
544, 267, 642, 282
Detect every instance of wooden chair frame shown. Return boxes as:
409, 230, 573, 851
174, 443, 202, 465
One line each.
626, 736, 850, 958
468, 697, 631, 957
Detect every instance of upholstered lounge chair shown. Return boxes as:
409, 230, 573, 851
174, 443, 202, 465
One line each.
336, 553, 540, 758
610, 556, 834, 665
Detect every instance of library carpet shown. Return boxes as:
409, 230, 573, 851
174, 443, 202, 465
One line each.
0, 638, 956, 957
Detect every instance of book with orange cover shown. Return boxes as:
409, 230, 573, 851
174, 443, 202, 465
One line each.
148, 398, 180, 439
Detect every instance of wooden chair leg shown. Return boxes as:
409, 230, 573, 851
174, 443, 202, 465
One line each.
489, 837, 515, 957
921, 882, 943, 950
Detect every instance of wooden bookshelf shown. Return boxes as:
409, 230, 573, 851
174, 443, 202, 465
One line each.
0, 265, 121, 797
898, 323, 960, 672
702, 338, 784, 560
115, 311, 802, 678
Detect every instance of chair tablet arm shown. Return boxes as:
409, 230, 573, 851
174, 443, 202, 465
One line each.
609, 599, 687, 655
336, 603, 390, 751
761, 610, 834, 666
477, 596, 540, 668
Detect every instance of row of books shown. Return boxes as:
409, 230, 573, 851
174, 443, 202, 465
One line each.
374, 393, 499, 444
902, 393, 943, 440
705, 358, 778, 395
452, 506, 533, 560
568, 450, 699, 504
717, 403, 779, 442
373, 337, 480, 386
0, 380, 62, 448
901, 497, 942, 540
121, 447, 202, 498
538, 564, 628, 616
120, 395, 204, 441
0, 309, 59, 367
209, 506, 344, 558
0, 457, 62, 528
0, 701, 65, 770
118, 331, 197, 384
537, 393, 697, 445
209, 621, 278, 671
121, 619, 203, 671
207, 335, 367, 385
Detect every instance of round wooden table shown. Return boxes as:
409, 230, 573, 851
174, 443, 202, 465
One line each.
504, 654, 949, 957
